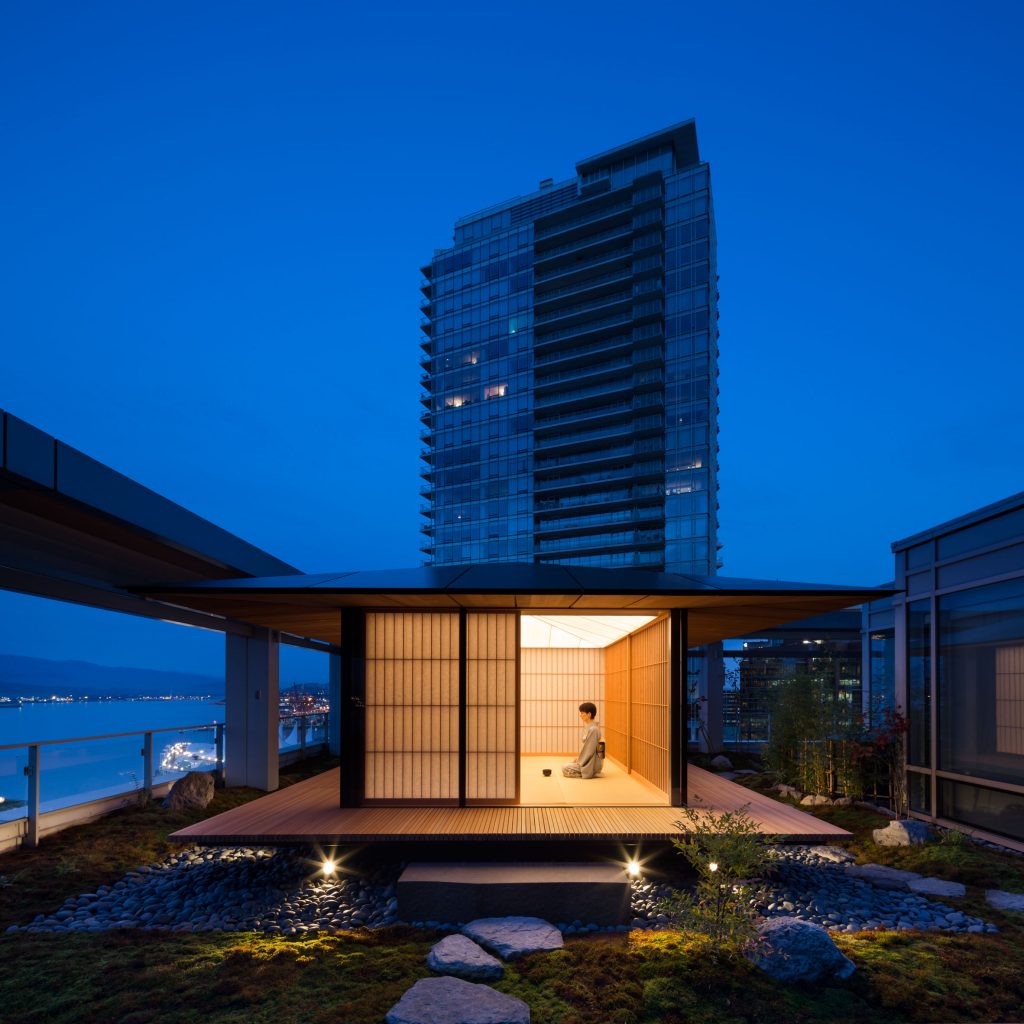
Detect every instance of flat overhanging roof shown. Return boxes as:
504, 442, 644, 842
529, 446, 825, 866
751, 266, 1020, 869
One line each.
133, 563, 898, 647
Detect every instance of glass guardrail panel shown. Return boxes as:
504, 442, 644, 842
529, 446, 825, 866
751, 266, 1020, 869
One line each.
0, 747, 28, 822
278, 716, 302, 752
37, 734, 143, 811
154, 726, 220, 785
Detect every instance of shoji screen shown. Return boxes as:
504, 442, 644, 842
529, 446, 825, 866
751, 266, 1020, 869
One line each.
603, 640, 629, 766
629, 617, 669, 793
364, 612, 459, 802
466, 612, 518, 803
520, 648, 605, 753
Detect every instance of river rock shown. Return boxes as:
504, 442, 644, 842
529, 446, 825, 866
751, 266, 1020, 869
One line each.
872, 820, 933, 846
808, 846, 854, 864
462, 916, 562, 960
710, 755, 733, 771
162, 772, 215, 812
427, 934, 504, 980
774, 784, 802, 800
748, 918, 856, 983
385, 976, 529, 1024
800, 795, 832, 807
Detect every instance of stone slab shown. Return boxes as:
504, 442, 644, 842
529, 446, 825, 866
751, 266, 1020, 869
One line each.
907, 877, 966, 898
386, 976, 529, 1024
462, 916, 563, 960
399, 862, 630, 925
844, 863, 923, 890
986, 889, 1024, 912
427, 934, 504, 980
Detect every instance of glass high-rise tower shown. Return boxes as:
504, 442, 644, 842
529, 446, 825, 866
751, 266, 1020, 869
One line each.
419, 120, 720, 574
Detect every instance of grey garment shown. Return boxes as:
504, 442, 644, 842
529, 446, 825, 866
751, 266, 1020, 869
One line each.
575, 722, 604, 779
561, 762, 583, 778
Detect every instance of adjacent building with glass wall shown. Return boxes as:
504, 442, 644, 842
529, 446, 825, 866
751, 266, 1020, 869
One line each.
892, 491, 1024, 846
418, 120, 720, 574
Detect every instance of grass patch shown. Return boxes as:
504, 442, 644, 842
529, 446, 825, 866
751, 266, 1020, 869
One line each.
3, 758, 1024, 1022
0, 755, 338, 931
3, 927, 1023, 1024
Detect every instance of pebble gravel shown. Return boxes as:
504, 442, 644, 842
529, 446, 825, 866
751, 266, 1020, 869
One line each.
6, 844, 999, 937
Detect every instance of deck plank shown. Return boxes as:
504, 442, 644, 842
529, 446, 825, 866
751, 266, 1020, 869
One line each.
171, 765, 851, 844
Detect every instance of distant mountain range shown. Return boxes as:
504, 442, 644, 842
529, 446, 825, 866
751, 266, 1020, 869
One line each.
0, 654, 223, 699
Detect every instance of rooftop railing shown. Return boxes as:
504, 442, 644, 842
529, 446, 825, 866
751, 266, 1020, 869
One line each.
0, 713, 328, 849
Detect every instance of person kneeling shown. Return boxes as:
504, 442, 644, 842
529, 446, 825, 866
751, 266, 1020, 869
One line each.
562, 702, 604, 778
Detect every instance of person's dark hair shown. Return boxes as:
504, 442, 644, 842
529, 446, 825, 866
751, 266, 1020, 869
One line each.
579, 702, 597, 720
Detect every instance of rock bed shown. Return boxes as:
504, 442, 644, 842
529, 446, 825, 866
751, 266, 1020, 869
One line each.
9, 846, 401, 936
7, 844, 998, 937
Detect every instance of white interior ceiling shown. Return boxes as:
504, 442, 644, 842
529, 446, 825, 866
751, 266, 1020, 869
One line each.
520, 614, 657, 648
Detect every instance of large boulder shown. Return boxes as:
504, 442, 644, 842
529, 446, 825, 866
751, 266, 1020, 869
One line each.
773, 784, 803, 800
427, 934, 504, 980
386, 976, 529, 1024
748, 918, 855, 983
800, 794, 832, 807
872, 819, 933, 846
162, 771, 215, 812
710, 755, 733, 771
462, 917, 562, 960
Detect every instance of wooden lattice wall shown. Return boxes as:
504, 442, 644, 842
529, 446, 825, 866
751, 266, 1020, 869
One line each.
604, 641, 629, 766
604, 617, 669, 795
520, 647, 605, 753
364, 612, 459, 801
466, 612, 518, 802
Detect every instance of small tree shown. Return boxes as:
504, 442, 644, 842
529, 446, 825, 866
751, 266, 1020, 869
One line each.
660, 802, 777, 951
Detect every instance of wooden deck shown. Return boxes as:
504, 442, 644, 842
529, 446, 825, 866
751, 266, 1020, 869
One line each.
172, 765, 850, 845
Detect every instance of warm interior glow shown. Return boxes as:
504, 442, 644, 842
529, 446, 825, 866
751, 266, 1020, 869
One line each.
520, 615, 657, 648
322, 859, 336, 877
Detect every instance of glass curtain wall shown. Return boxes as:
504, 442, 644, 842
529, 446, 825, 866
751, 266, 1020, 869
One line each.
938, 578, 1024, 788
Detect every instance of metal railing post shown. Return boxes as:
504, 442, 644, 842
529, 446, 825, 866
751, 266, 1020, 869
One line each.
215, 723, 225, 782
24, 744, 40, 848
142, 732, 153, 801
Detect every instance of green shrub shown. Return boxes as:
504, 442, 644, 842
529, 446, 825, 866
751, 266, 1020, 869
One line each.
660, 803, 776, 952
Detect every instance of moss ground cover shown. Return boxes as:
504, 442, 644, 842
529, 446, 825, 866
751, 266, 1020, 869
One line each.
2, 757, 1023, 1022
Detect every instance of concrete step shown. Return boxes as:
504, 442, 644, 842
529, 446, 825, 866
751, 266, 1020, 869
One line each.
398, 862, 631, 925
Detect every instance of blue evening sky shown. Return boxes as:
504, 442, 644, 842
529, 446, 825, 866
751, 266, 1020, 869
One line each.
1, 1, 1021, 677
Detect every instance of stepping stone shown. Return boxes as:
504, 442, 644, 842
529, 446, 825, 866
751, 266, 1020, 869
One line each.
844, 864, 923, 890
427, 934, 504, 980
907, 877, 966, 899
986, 890, 1024, 913
462, 916, 563, 960
400, 863, 629, 925
386, 976, 529, 1024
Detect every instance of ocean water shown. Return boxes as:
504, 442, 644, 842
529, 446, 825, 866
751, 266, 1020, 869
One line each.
0, 700, 224, 818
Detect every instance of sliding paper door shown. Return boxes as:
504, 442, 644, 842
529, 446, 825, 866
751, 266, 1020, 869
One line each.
466, 612, 518, 803
364, 612, 459, 801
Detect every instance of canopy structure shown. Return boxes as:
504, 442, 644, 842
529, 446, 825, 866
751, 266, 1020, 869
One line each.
133, 562, 895, 647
